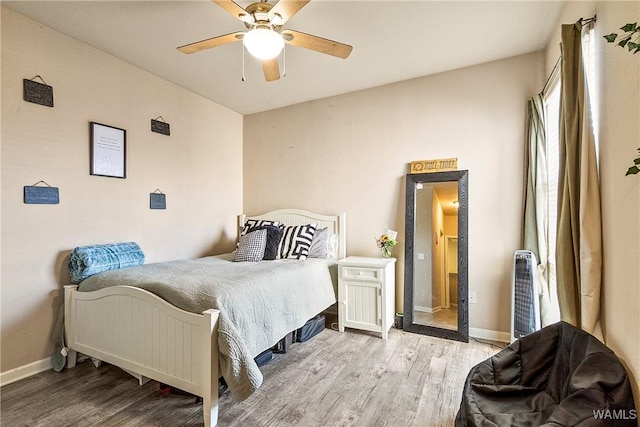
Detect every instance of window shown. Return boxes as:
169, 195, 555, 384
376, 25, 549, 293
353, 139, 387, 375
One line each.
582, 22, 599, 164
543, 75, 560, 317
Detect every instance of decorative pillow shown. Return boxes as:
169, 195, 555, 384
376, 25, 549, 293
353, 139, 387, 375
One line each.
234, 229, 267, 262
277, 223, 317, 260
326, 233, 338, 259
240, 219, 281, 237
308, 227, 328, 258
246, 225, 283, 260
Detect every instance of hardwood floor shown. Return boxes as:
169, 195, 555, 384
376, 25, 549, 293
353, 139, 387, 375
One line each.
1, 327, 501, 427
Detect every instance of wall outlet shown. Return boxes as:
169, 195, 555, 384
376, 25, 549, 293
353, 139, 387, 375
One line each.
469, 291, 477, 304
417, 252, 425, 260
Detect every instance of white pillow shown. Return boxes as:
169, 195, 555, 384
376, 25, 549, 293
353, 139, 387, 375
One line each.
308, 227, 328, 258
308, 228, 339, 259
326, 233, 338, 259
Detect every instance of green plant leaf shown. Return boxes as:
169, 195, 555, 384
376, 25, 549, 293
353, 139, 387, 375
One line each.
629, 42, 639, 51
621, 23, 638, 32
626, 166, 640, 176
618, 37, 631, 47
604, 33, 618, 42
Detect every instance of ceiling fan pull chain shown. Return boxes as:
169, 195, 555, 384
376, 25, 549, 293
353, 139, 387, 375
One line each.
282, 44, 286, 77
241, 45, 246, 82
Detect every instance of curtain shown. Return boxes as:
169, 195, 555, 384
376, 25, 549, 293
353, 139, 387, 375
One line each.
556, 21, 603, 340
523, 94, 555, 327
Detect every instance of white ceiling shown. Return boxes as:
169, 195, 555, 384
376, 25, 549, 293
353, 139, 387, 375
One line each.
3, 1, 566, 115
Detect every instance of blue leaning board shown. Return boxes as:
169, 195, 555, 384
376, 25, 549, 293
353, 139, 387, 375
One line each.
24, 186, 59, 204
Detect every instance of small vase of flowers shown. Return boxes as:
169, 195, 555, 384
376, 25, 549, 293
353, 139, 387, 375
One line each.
376, 229, 398, 258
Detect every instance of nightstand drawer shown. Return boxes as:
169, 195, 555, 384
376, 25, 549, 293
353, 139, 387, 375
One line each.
341, 266, 381, 282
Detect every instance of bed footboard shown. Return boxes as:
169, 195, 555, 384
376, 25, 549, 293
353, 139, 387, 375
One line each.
64, 285, 220, 426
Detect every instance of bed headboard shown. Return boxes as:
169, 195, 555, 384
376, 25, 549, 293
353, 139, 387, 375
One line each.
238, 209, 346, 260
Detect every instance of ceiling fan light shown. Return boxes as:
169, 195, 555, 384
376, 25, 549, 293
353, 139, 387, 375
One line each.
243, 28, 284, 60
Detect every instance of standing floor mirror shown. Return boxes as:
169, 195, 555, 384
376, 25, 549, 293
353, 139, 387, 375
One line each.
404, 170, 469, 342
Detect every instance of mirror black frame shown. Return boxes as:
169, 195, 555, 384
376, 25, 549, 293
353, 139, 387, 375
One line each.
404, 170, 469, 342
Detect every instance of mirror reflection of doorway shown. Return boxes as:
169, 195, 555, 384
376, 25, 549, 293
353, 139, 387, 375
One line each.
412, 181, 458, 331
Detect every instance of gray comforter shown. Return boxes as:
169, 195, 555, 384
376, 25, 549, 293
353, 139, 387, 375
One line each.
78, 253, 337, 401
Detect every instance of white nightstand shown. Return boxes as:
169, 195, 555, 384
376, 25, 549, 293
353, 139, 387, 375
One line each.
337, 256, 396, 339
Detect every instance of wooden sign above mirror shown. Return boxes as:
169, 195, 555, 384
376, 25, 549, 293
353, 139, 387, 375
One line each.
409, 158, 458, 174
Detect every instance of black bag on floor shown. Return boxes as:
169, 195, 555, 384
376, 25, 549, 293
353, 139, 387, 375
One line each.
296, 314, 325, 342
255, 349, 273, 366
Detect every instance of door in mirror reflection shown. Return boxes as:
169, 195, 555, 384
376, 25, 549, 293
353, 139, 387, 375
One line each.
412, 181, 459, 331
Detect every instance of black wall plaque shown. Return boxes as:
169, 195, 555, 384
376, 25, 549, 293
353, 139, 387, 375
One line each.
151, 119, 170, 136
24, 186, 59, 204
150, 193, 166, 209
23, 79, 54, 107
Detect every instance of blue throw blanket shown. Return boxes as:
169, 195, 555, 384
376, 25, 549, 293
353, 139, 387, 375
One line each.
68, 242, 145, 283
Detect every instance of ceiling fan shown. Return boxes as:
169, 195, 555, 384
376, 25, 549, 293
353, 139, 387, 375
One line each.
177, 0, 353, 82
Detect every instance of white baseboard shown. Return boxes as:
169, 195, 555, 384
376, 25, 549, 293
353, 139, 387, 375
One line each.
1, 357, 52, 387
469, 327, 511, 343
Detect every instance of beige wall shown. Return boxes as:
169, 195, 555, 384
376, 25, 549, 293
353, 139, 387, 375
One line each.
597, 0, 640, 403
244, 53, 545, 335
443, 214, 458, 238
1, 8, 243, 373
544, 0, 640, 400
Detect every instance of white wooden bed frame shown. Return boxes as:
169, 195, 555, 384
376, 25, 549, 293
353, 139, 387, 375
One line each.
64, 209, 346, 427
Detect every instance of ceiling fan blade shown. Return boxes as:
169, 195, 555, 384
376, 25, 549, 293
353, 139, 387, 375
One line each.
212, 0, 254, 23
177, 32, 244, 54
262, 58, 281, 82
269, 0, 310, 26
282, 29, 352, 59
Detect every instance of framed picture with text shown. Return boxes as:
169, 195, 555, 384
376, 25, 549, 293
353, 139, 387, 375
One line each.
90, 122, 126, 178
